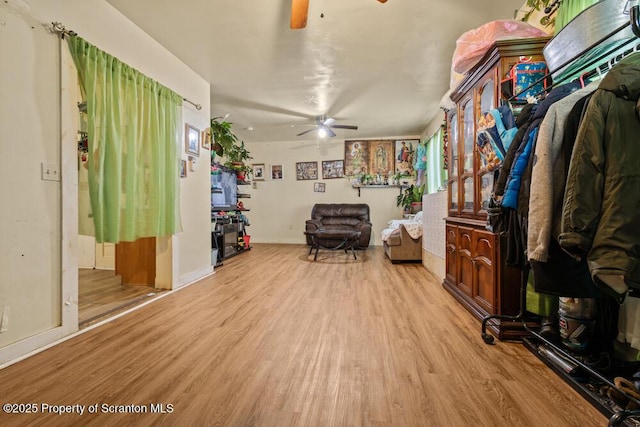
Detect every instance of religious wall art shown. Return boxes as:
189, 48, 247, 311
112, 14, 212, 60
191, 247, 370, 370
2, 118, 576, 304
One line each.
395, 139, 419, 177
345, 139, 398, 177
344, 140, 370, 176
368, 140, 394, 176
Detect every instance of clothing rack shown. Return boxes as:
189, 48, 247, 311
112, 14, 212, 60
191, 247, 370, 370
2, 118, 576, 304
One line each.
482, 6, 640, 426
507, 3, 640, 103
50, 21, 203, 111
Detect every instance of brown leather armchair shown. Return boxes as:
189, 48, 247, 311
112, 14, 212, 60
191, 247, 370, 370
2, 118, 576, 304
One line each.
305, 204, 372, 249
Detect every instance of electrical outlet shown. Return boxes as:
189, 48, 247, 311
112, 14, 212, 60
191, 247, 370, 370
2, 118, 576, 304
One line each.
41, 162, 60, 181
0, 305, 9, 333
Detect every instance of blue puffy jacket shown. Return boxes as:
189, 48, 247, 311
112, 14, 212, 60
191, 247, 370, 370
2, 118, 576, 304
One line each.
502, 127, 537, 209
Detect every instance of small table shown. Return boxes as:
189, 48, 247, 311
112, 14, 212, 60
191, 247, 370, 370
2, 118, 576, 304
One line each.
305, 229, 362, 261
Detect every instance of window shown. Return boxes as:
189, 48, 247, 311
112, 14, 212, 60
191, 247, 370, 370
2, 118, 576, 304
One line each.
426, 126, 447, 194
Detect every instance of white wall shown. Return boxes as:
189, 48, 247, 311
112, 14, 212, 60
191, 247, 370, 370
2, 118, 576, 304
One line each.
423, 111, 445, 142
244, 137, 419, 247
422, 191, 447, 280
0, 6, 61, 349
0, 0, 212, 364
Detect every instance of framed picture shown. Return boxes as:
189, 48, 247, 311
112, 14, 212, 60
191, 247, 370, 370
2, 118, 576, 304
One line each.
271, 164, 283, 180
185, 123, 200, 156
188, 156, 197, 172
395, 139, 419, 177
201, 128, 212, 150
296, 161, 318, 180
252, 163, 265, 181
180, 159, 187, 178
369, 140, 394, 176
314, 182, 326, 193
322, 160, 344, 179
344, 140, 370, 176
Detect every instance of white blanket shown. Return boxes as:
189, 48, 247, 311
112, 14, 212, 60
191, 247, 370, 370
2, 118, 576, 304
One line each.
381, 211, 423, 242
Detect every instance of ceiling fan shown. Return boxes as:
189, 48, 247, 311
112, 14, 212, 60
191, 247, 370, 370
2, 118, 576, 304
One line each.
291, 0, 388, 30
296, 116, 358, 137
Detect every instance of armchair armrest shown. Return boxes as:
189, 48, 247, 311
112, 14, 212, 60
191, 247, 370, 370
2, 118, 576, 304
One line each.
399, 223, 421, 242
305, 219, 323, 245
356, 221, 372, 233
305, 219, 323, 232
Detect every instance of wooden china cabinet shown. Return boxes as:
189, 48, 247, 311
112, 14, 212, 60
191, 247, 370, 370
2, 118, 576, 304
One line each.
443, 37, 550, 340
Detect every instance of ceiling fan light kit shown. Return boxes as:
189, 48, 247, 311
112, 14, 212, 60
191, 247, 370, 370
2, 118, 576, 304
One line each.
296, 116, 358, 138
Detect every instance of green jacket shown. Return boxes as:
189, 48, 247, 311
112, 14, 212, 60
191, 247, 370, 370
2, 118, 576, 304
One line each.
559, 53, 640, 301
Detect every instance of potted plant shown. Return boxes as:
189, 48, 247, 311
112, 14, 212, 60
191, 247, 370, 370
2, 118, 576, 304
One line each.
223, 140, 253, 181
391, 172, 403, 186
210, 116, 238, 158
396, 184, 425, 214
210, 116, 254, 181
361, 173, 374, 185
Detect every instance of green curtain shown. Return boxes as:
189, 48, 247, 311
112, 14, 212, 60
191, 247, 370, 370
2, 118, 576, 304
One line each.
67, 36, 183, 243
555, 0, 600, 34
425, 127, 447, 194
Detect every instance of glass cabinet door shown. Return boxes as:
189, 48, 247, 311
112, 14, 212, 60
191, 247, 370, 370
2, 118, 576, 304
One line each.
448, 112, 459, 212
461, 99, 475, 213
462, 100, 474, 174
480, 80, 494, 115
477, 79, 496, 213
480, 173, 495, 210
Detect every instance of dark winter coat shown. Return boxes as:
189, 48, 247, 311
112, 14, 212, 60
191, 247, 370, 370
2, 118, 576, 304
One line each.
502, 82, 580, 210
559, 54, 640, 301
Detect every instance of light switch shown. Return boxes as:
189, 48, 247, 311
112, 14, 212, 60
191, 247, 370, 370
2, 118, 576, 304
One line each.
41, 162, 60, 181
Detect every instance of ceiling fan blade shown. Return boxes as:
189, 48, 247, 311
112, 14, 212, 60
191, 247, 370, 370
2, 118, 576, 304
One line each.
378, 0, 389, 3
322, 117, 335, 126
296, 127, 317, 136
325, 127, 337, 138
330, 124, 358, 130
290, 0, 309, 29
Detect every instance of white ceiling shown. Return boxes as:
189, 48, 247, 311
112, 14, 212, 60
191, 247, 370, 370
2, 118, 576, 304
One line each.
105, 0, 526, 143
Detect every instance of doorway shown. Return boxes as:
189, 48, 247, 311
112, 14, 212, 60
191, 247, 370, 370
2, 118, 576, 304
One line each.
77, 155, 162, 328
77, 237, 163, 329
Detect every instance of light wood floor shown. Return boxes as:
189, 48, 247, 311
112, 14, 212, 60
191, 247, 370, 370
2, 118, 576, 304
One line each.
78, 269, 163, 328
0, 244, 605, 426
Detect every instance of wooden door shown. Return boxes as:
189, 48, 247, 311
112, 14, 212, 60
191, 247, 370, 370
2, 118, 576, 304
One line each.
472, 229, 496, 314
115, 237, 156, 286
445, 224, 458, 285
456, 226, 474, 298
